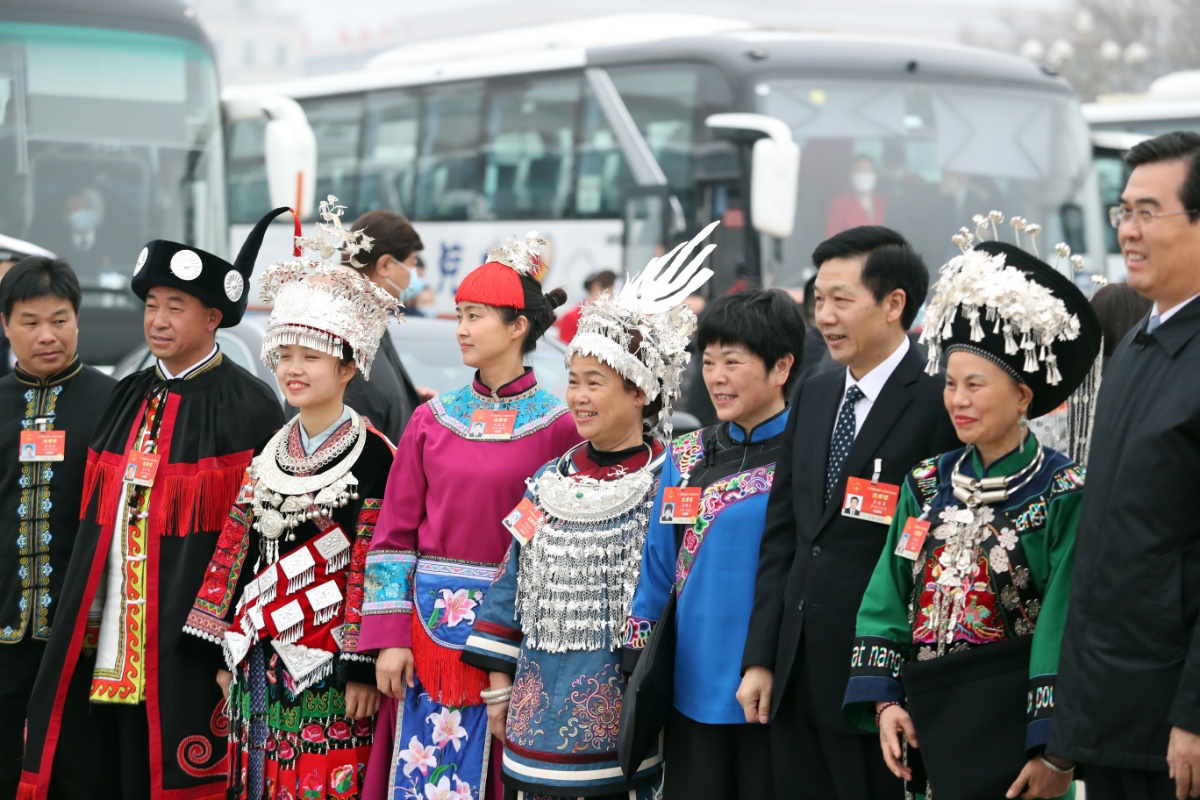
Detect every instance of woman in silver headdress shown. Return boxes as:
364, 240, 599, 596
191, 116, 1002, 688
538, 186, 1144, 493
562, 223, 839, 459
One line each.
841, 221, 1103, 800
460, 224, 719, 800
185, 205, 401, 800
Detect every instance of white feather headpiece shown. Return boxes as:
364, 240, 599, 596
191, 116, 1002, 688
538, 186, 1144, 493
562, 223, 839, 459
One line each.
566, 221, 719, 438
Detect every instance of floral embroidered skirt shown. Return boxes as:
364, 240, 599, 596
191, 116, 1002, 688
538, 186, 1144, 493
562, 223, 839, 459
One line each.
379, 676, 490, 800
227, 643, 375, 799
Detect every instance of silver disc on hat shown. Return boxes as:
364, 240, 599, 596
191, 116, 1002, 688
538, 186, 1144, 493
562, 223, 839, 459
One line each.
224, 270, 244, 302
133, 247, 149, 276
170, 249, 203, 281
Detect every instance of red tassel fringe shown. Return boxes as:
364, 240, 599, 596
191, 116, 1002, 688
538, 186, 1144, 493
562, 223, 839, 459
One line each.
454, 262, 525, 309
80, 454, 249, 537
411, 613, 489, 708
16, 780, 36, 800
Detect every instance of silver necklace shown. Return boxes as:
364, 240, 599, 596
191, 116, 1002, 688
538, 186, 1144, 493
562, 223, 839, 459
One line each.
534, 442, 655, 523
248, 408, 366, 563
275, 414, 358, 473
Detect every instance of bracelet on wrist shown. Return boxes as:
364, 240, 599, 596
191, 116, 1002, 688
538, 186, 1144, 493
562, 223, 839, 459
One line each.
874, 701, 902, 728
480, 686, 512, 704
1039, 755, 1075, 774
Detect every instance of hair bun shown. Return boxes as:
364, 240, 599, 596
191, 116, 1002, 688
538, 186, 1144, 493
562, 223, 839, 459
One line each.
544, 287, 568, 311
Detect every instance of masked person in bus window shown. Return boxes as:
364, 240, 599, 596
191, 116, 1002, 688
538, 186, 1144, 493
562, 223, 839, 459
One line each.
826, 155, 888, 238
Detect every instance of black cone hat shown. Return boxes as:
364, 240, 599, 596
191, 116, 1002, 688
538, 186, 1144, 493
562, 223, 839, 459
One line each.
130, 207, 292, 328
942, 240, 1102, 418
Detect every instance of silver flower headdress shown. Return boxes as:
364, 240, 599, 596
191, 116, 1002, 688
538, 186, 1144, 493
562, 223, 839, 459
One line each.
261, 195, 401, 379
487, 231, 548, 276
566, 221, 719, 438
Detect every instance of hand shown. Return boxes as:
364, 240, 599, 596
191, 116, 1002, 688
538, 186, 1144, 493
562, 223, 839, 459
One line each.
878, 703, 918, 782
216, 669, 233, 702
736, 666, 773, 724
345, 681, 383, 720
1006, 755, 1073, 799
486, 673, 513, 740
416, 386, 437, 402
376, 647, 415, 698
1168, 726, 1200, 799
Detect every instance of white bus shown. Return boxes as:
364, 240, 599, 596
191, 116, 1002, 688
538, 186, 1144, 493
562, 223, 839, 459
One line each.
229, 14, 1106, 311
0, 0, 312, 364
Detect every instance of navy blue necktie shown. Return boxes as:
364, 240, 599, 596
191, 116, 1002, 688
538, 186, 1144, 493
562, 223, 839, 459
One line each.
826, 385, 865, 505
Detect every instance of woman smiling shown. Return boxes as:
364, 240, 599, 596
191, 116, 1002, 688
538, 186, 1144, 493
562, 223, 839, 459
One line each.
462, 223, 720, 800
841, 229, 1102, 800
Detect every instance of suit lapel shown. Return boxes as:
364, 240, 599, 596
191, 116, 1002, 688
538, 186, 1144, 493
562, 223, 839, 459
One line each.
817, 346, 921, 530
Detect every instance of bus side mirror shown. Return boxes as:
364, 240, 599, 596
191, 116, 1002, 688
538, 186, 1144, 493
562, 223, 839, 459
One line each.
706, 113, 800, 240
222, 92, 316, 218
751, 137, 800, 240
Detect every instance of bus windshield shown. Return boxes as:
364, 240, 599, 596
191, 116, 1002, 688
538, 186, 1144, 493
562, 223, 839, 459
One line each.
0, 22, 226, 296
756, 78, 1102, 285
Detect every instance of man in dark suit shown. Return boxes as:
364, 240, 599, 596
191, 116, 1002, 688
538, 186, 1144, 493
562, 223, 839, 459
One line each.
738, 226, 959, 799
1052, 132, 1200, 800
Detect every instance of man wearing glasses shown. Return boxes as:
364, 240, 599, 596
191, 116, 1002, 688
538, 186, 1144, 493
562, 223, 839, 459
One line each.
1053, 131, 1200, 800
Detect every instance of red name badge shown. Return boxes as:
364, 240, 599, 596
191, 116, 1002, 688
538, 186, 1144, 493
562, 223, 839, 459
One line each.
895, 517, 931, 561
841, 476, 901, 524
660, 486, 702, 524
124, 450, 161, 487
503, 497, 545, 544
468, 409, 518, 440
19, 430, 65, 462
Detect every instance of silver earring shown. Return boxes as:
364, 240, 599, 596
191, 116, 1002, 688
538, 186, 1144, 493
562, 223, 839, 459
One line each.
1018, 415, 1029, 429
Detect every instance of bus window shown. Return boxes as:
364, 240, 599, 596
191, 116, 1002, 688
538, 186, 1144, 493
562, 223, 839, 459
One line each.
1094, 148, 1129, 256
361, 89, 419, 214
483, 74, 581, 220
299, 95, 365, 209
227, 117, 269, 225
0, 22, 225, 292
607, 63, 734, 220
757, 79, 1100, 286
577, 84, 634, 219
415, 82, 486, 221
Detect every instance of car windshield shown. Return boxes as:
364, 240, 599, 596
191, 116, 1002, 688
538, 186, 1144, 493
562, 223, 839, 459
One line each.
756, 77, 1104, 284
0, 22, 226, 301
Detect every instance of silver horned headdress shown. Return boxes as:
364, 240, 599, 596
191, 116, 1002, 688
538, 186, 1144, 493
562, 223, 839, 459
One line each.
566, 221, 719, 438
260, 195, 401, 380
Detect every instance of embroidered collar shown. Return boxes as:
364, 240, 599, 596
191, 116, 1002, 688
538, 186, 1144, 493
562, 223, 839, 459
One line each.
470, 367, 538, 401
154, 345, 222, 381
965, 434, 1039, 480
728, 406, 790, 444
297, 406, 353, 455
13, 356, 83, 387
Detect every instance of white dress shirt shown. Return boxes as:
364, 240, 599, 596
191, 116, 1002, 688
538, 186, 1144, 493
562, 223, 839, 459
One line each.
834, 335, 911, 438
1149, 292, 1200, 332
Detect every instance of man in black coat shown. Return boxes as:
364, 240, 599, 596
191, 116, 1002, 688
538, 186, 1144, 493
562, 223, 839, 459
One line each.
738, 226, 959, 799
1052, 132, 1200, 799
0, 257, 115, 796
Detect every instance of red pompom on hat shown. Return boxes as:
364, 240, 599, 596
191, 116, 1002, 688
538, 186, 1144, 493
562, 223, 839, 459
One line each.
455, 232, 547, 309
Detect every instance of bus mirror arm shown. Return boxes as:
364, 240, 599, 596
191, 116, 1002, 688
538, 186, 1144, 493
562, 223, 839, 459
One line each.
222, 92, 317, 219
706, 113, 800, 240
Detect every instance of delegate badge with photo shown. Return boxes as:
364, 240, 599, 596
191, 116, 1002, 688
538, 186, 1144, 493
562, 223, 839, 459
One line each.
468, 408, 518, 441
19, 430, 66, 462
124, 449, 161, 487
503, 497, 545, 545
660, 486, 702, 524
841, 476, 900, 524
894, 517, 931, 561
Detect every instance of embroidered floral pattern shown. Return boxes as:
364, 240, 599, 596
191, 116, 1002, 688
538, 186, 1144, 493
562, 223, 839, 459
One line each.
428, 383, 567, 440
675, 465, 774, 592
362, 550, 416, 614
433, 589, 478, 628
557, 664, 625, 754
400, 736, 439, 777
428, 707, 469, 751
509, 657, 550, 746
620, 616, 654, 650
